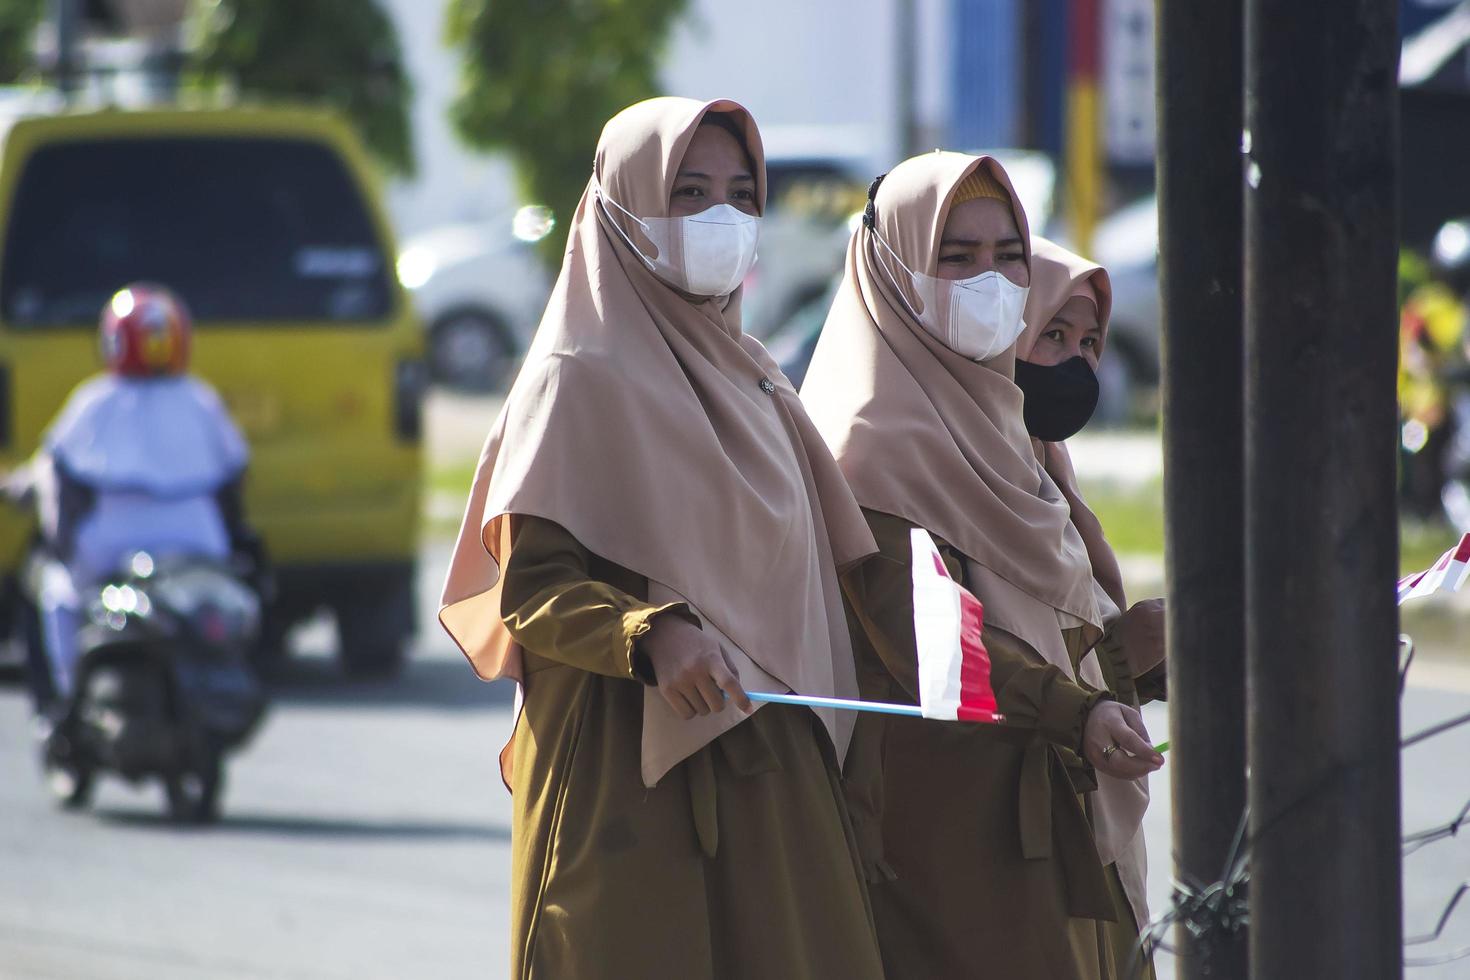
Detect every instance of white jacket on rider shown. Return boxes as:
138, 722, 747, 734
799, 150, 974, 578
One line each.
34, 373, 249, 696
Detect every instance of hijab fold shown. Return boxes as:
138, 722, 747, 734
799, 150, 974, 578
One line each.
801, 151, 1102, 653
439, 97, 875, 788
1019, 237, 1127, 611
1018, 236, 1151, 925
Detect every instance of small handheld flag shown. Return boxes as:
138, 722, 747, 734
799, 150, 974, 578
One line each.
746, 528, 1003, 723
909, 527, 1002, 723
1397, 533, 1470, 605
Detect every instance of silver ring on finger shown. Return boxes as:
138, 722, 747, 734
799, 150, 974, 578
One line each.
1102, 743, 1119, 760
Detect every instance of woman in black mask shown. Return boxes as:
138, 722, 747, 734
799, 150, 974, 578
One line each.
1018, 237, 1129, 612
1017, 237, 1169, 970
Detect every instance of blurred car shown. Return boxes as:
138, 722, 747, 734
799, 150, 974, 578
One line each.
397, 209, 554, 391
739, 135, 875, 339
1088, 193, 1162, 423
766, 276, 841, 390
396, 138, 878, 390
0, 106, 424, 676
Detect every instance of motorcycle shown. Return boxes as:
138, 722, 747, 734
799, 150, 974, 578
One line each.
25, 549, 268, 823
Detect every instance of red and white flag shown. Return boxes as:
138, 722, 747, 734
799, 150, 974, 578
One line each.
911, 527, 1002, 723
1398, 533, 1470, 605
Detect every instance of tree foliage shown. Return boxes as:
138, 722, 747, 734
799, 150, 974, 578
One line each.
0, 0, 44, 84
189, 0, 414, 176
445, 0, 688, 266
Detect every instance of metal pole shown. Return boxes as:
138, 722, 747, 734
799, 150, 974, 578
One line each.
52, 0, 80, 102
1245, 0, 1402, 976
1156, 0, 1248, 974
894, 0, 918, 157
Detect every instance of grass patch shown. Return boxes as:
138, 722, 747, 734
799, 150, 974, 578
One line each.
430, 458, 1462, 576
1078, 476, 1458, 575
430, 460, 478, 500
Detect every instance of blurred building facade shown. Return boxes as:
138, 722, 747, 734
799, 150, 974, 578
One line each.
381, 0, 1470, 239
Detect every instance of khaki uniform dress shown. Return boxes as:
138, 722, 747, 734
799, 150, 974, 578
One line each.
842, 509, 1139, 980
499, 516, 885, 980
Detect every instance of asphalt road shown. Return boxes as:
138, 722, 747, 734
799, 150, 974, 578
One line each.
0, 542, 519, 980
2, 483, 1469, 977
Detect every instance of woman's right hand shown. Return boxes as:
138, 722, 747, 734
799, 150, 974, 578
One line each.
1083, 700, 1165, 779
640, 614, 753, 720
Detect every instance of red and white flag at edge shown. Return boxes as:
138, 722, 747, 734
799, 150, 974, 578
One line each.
910, 527, 1002, 724
1397, 532, 1470, 605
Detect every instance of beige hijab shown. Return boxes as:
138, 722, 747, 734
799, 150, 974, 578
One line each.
1018, 237, 1151, 925
1018, 237, 1126, 609
800, 155, 1150, 922
800, 151, 1102, 651
439, 97, 876, 788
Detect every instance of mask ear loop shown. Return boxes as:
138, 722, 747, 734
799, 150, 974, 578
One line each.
862, 170, 934, 325
866, 222, 928, 325
593, 182, 660, 272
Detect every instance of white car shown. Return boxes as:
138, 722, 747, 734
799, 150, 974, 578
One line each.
1088, 194, 1161, 422
396, 209, 554, 390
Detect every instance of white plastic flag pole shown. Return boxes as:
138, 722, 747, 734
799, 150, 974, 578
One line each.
745, 528, 1003, 723
746, 690, 923, 716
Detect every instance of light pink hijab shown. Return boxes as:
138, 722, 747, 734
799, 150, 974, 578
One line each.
1019, 237, 1152, 927
439, 97, 875, 787
799, 151, 1102, 640
801, 155, 1150, 923
1019, 237, 1127, 609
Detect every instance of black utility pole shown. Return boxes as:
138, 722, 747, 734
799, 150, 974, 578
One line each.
1156, 0, 1248, 974
1245, 1, 1402, 977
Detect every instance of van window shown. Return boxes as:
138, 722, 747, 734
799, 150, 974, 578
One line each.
0, 137, 394, 326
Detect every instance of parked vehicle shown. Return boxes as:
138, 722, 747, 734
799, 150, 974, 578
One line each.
1088, 193, 1162, 423
0, 107, 424, 676
397, 209, 554, 392
397, 139, 881, 391
27, 550, 267, 823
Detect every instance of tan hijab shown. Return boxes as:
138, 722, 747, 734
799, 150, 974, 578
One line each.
1018, 237, 1127, 609
439, 97, 876, 787
1019, 237, 1151, 924
800, 155, 1151, 922
800, 150, 1102, 652
1018, 236, 1112, 364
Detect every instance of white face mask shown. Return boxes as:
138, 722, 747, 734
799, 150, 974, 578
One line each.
598, 187, 761, 297
871, 228, 1030, 362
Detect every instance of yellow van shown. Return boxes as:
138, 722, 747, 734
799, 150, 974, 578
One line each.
0, 106, 423, 675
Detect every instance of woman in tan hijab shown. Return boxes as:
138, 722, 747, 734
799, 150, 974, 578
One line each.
800, 150, 1163, 980
1017, 235, 1171, 970
439, 97, 884, 980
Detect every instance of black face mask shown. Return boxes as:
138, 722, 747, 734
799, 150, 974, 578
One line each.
1013, 356, 1101, 442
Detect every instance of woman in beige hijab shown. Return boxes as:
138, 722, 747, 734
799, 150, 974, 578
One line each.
800, 150, 1163, 980
1017, 235, 1171, 970
439, 97, 884, 980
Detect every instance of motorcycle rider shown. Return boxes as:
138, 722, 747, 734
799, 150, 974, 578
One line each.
4, 284, 252, 711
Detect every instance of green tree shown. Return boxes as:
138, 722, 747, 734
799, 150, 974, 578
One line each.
0, 0, 44, 84
446, 0, 688, 266
189, 0, 414, 176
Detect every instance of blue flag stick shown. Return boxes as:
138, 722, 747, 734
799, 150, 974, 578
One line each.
746, 690, 925, 717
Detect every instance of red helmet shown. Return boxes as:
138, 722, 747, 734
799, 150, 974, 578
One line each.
99, 283, 192, 377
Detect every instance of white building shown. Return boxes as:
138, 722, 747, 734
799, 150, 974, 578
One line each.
380, 0, 950, 238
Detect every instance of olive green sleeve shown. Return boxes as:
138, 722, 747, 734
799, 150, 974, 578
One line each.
500, 515, 698, 681
1091, 624, 1170, 705
841, 509, 1106, 754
